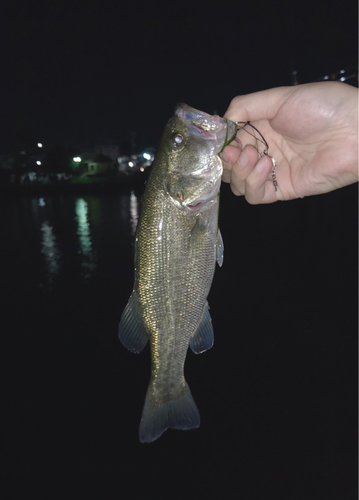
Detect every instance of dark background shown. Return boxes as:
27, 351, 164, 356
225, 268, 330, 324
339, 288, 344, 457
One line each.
0, 0, 357, 498
1, 185, 357, 499
0, 0, 357, 151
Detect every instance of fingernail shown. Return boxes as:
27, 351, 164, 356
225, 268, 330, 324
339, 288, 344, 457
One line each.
238, 147, 249, 168
254, 154, 270, 173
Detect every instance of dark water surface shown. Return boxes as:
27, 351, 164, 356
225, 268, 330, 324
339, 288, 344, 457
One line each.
1, 183, 357, 499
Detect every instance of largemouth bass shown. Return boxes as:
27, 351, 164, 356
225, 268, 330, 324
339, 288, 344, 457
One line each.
118, 104, 236, 443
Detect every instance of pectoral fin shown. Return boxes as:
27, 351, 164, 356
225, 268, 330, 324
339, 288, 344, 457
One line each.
118, 290, 149, 353
216, 228, 224, 267
190, 302, 214, 354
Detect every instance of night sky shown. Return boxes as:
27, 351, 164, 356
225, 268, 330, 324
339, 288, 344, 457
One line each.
1, 0, 357, 152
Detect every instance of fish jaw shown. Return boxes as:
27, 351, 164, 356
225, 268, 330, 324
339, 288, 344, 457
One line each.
175, 103, 237, 154
162, 105, 236, 214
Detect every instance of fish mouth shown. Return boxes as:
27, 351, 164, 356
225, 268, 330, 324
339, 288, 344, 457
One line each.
168, 104, 237, 214
219, 118, 237, 151
175, 103, 237, 153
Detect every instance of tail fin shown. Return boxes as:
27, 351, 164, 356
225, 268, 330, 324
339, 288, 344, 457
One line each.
139, 381, 200, 443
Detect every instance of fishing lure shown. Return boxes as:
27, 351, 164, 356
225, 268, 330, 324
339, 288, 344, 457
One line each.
235, 121, 278, 191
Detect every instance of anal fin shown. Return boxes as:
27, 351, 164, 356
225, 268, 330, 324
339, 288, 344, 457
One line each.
189, 302, 214, 354
118, 290, 149, 353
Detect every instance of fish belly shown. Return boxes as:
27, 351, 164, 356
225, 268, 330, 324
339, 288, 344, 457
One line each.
136, 190, 217, 442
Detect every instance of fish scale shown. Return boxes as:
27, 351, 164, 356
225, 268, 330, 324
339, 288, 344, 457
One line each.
138, 187, 217, 382
118, 104, 237, 442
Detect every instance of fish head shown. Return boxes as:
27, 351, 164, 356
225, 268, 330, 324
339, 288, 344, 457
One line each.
158, 104, 236, 214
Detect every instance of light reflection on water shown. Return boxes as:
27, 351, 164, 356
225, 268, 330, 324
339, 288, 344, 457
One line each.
75, 198, 97, 279
40, 220, 61, 281
129, 190, 139, 236
13, 191, 141, 289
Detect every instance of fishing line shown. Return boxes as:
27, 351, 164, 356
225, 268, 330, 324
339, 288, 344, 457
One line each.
235, 121, 278, 192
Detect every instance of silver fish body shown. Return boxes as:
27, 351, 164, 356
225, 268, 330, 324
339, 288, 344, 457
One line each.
118, 104, 236, 442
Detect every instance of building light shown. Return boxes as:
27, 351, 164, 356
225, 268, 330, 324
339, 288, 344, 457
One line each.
36, 160, 41, 166
37, 143, 43, 148
128, 161, 134, 167
143, 152, 151, 161
73, 157, 82, 162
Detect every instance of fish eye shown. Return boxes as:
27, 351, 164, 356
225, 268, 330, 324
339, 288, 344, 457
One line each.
172, 133, 183, 146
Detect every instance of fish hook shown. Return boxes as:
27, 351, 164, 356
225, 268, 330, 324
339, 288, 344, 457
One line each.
235, 121, 278, 192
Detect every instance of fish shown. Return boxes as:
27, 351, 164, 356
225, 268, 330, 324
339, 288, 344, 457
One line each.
118, 104, 237, 443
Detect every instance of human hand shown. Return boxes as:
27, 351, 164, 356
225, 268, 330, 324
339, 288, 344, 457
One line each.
221, 82, 358, 203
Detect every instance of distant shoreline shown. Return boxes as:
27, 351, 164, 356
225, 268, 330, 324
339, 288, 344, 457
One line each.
0, 172, 148, 197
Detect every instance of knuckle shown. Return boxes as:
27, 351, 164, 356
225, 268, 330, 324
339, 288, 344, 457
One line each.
245, 174, 258, 190
232, 168, 246, 183
245, 193, 260, 205
230, 183, 244, 196
231, 95, 242, 107
226, 96, 242, 115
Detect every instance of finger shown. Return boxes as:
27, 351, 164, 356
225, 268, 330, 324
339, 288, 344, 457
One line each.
224, 87, 293, 123
228, 145, 259, 196
244, 154, 279, 204
221, 144, 241, 171
221, 170, 231, 184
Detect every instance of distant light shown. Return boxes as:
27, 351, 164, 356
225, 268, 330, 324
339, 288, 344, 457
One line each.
323, 75, 329, 80
36, 160, 42, 166
140, 167, 144, 172
128, 161, 134, 167
340, 69, 345, 74
73, 157, 82, 162
340, 77, 345, 82
39, 198, 45, 207
37, 143, 43, 148
143, 152, 151, 160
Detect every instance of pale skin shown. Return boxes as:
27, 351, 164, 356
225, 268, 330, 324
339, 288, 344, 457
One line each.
221, 82, 358, 204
